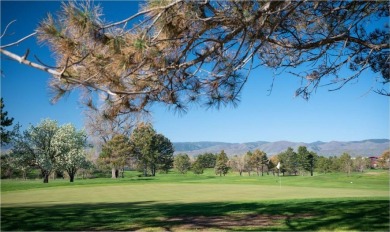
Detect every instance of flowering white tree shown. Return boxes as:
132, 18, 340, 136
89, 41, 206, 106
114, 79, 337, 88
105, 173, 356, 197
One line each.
12, 119, 88, 183
53, 124, 89, 182
12, 119, 59, 183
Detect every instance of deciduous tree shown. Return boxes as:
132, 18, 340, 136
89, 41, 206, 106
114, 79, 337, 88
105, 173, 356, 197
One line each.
339, 153, 353, 176
269, 155, 279, 176
378, 150, 390, 169
54, 124, 89, 182
229, 154, 246, 176
99, 134, 132, 178
244, 151, 254, 176
353, 156, 370, 173
249, 149, 267, 176
192, 157, 204, 175
316, 156, 333, 174
174, 153, 191, 174
84, 109, 138, 144
12, 119, 59, 183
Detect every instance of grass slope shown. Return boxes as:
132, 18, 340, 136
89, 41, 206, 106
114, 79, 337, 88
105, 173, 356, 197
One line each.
1, 170, 389, 231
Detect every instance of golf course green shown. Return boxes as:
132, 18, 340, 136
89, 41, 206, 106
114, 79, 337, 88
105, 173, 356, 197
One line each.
1, 170, 389, 231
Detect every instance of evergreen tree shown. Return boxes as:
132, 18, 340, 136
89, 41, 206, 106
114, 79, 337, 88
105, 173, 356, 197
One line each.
130, 123, 174, 176
1, 98, 14, 146
153, 133, 174, 175
277, 147, 299, 176
131, 123, 156, 176
197, 153, 217, 168
297, 146, 317, 176
215, 150, 229, 176
3, 2, 388, 116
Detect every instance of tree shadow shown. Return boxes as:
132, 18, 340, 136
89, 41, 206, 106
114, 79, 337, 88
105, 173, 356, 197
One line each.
1, 199, 388, 231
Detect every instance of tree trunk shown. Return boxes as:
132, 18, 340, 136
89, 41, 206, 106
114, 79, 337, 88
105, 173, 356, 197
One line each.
111, 168, 117, 178
261, 165, 264, 176
22, 170, 27, 180
143, 162, 148, 177
115, 169, 119, 178
67, 168, 76, 182
43, 172, 50, 183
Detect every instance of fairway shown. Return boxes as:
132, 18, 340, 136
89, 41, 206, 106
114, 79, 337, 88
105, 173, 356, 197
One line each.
1, 171, 389, 231
1, 183, 388, 206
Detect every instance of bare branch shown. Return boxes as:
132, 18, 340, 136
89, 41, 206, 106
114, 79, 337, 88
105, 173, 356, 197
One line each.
1, 32, 37, 49
1, 20, 17, 38
1, 48, 61, 76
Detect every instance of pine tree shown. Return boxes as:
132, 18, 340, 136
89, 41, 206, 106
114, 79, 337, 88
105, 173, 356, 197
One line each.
215, 150, 229, 176
1, 98, 14, 146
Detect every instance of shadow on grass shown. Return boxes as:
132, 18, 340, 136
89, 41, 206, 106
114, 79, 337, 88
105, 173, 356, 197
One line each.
1, 199, 388, 231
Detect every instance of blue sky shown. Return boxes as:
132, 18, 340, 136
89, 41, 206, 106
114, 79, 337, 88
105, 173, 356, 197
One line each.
1, 1, 389, 143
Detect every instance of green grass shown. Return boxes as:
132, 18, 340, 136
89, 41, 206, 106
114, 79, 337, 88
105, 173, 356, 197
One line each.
1, 170, 389, 231
2, 169, 389, 192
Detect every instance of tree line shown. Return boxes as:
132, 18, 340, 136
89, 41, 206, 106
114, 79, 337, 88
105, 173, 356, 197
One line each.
174, 148, 390, 177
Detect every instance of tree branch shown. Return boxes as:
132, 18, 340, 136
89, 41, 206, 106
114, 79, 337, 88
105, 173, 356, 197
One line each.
1, 48, 149, 97
0, 32, 37, 49
101, 0, 183, 30
1, 20, 17, 38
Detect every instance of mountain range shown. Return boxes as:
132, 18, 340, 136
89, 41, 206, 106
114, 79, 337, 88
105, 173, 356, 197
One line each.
173, 139, 389, 157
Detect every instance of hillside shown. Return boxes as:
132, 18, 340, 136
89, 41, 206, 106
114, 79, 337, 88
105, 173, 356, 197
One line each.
173, 139, 389, 157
